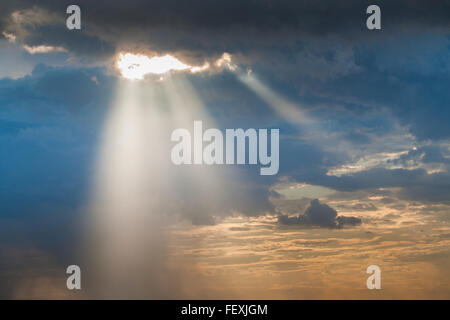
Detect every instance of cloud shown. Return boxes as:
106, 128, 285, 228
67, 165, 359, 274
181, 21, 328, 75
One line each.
1, 1, 449, 66
23, 44, 66, 54
2, 31, 15, 42
0, 1, 449, 220
1, 0, 450, 300
307, 167, 450, 205
278, 199, 361, 228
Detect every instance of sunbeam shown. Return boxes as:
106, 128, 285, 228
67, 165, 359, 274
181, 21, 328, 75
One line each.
86, 80, 175, 298
163, 74, 231, 224
85, 74, 236, 297
236, 72, 351, 153
237, 73, 314, 126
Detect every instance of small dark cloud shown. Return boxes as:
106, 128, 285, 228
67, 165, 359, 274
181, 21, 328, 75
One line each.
304, 199, 339, 228
278, 199, 361, 229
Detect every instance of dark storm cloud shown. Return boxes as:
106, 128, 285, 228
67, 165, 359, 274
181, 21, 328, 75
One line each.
1, 1, 449, 145
1, 0, 449, 63
278, 199, 361, 228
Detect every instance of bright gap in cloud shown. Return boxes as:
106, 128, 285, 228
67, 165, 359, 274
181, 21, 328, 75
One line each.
117, 53, 200, 80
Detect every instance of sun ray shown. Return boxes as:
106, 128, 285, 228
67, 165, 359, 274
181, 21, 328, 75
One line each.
237, 73, 313, 126
86, 80, 174, 297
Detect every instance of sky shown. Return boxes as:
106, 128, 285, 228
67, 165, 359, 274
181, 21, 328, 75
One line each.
0, 0, 450, 299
